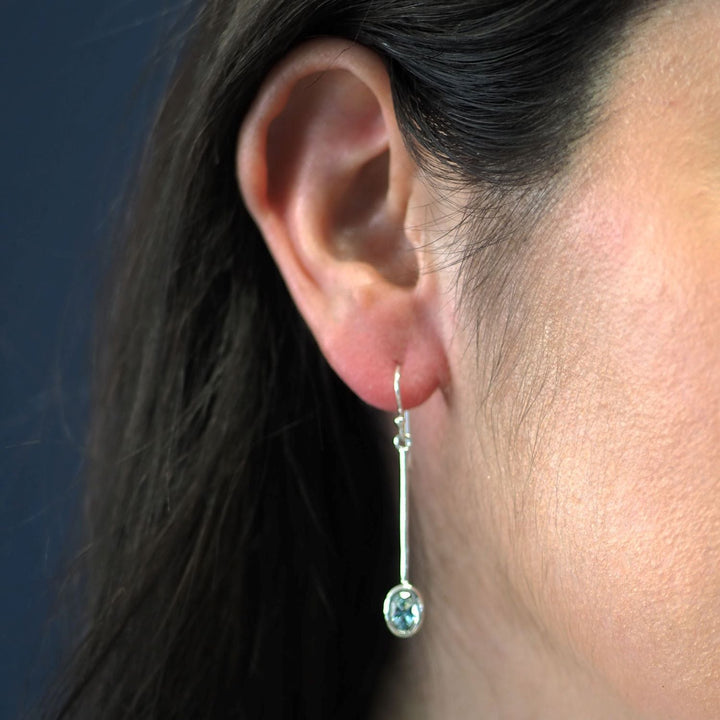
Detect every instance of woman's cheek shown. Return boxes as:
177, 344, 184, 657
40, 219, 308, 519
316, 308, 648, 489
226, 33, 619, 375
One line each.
522, 202, 720, 718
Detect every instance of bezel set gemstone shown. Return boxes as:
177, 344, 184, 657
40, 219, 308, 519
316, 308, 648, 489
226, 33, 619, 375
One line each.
383, 583, 424, 638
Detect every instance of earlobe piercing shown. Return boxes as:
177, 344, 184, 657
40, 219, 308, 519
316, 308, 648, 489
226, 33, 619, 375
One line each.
383, 365, 424, 638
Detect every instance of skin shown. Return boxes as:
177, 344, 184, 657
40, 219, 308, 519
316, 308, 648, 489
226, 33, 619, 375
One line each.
237, 1, 720, 717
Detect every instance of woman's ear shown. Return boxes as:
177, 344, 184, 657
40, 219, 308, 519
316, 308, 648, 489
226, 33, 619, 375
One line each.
236, 38, 449, 410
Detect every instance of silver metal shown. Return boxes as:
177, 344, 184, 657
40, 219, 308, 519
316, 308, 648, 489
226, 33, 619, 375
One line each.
383, 365, 424, 637
393, 366, 412, 584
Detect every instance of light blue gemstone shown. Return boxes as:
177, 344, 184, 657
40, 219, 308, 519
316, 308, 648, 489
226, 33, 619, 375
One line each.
383, 584, 424, 637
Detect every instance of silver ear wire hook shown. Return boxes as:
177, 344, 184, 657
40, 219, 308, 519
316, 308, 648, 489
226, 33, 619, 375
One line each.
383, 365, 424, 638
394, 365, 404, 417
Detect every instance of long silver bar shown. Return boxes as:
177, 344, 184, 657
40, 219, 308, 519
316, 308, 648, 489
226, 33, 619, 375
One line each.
393, 366, 412, 586
398, 410, 410, 585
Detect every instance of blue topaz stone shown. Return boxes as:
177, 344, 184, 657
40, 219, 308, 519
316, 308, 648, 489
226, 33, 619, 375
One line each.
383, 583, 424, 637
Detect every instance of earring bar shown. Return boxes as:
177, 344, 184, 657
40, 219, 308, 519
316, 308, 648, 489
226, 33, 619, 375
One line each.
394, 367, 410, 586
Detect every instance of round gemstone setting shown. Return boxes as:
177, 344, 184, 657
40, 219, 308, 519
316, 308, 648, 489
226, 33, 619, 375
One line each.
383, 583, 424, 637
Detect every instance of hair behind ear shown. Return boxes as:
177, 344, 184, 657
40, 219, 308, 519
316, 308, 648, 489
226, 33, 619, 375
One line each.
43, 23, 399, 720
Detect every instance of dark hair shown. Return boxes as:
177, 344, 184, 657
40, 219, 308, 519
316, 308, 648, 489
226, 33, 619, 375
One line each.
45, 0, 658, 717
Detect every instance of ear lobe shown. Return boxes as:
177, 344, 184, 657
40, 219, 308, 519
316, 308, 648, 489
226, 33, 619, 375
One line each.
236, 38, 449, 411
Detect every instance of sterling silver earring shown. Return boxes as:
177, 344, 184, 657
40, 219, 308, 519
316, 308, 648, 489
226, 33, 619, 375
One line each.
383, 365, 425, 638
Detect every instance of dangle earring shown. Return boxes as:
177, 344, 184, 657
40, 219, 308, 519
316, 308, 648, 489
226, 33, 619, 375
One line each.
383, 365, 425, 638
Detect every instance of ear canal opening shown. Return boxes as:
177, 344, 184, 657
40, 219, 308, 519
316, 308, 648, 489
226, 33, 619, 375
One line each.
332, 149, 418, 288
333, 149, 389, 238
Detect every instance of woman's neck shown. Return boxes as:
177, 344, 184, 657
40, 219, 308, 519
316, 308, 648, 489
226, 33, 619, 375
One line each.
371, 571, 640, 720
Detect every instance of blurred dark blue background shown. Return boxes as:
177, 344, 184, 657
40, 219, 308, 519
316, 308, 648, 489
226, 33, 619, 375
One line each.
1, 1, 180, 716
